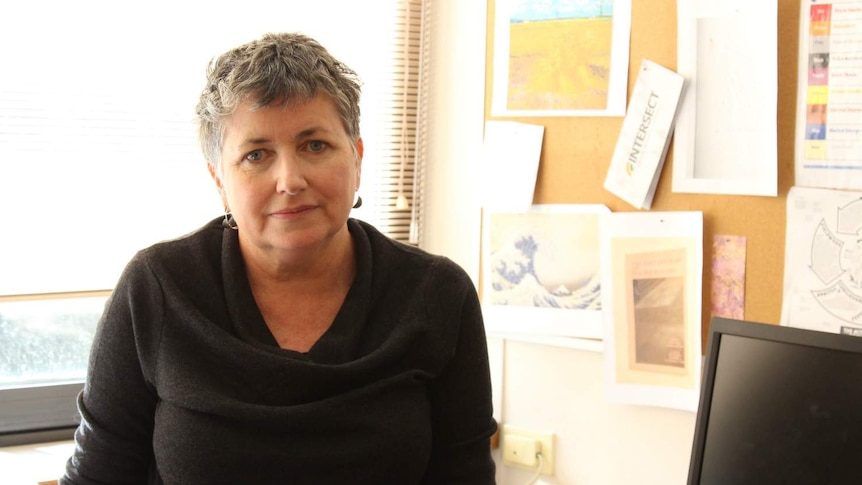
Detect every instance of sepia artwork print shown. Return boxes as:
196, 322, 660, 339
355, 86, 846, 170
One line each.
483, 204, 609, 340
601, 211, 703, 411
626, 249, 687, 373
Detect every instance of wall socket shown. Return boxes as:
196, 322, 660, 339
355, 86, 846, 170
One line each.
501, 424, 555, 475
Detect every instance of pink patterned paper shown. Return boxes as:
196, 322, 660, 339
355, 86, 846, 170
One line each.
712, 235, 746, 319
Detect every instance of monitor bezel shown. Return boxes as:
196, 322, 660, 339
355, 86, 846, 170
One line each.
686, 316, 862, 485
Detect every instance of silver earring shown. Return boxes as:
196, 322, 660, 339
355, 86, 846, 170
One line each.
352, 195, 363, 209
223, 211, 238, 230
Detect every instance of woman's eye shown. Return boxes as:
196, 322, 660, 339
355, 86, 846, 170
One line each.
245, 150, 264, 162
307, 140, 327, 152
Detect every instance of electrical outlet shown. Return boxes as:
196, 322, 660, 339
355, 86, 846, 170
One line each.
501, 424, 555, 475
502, 434, 540, 467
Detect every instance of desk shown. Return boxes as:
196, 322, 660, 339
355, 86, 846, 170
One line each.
0, 440, 72, 485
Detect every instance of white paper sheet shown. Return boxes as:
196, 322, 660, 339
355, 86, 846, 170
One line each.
600, 211, 703, 411
673, 0, 778, 196
604, 59, 685, 209
781, 186, 862, 336
481, 121, 544, 212
794, 0, 862, 191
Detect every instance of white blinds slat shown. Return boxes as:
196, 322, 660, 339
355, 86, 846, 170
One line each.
0, 0, 429, 295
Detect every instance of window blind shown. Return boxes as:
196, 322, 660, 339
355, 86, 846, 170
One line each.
0, 0, 430, 296
0, 0, 431, 444
351, 0, 430, 246
410, 0, 432, 245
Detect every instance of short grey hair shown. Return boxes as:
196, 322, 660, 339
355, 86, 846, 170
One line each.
195, 32, 362, 169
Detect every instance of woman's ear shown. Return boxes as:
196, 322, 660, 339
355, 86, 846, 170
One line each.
207, 161, 228, 208
354, 137, 364, 189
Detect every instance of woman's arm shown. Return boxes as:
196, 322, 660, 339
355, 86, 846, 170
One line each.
61, 256, 163, 484
423, 274, 497, 484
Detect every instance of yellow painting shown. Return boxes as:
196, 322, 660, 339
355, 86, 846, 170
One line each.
493, 0, 630, 116
508, 15, 613, 110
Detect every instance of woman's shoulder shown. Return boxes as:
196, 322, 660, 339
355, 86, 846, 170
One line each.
126, 216, 225, 276
140, 216, 223, 253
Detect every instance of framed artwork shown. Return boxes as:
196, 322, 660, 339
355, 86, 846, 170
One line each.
482, 204, 610, 340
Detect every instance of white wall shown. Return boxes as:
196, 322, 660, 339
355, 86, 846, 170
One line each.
422, 0, 486, 283
492, 338, 696, 484
424, 2, 698, 483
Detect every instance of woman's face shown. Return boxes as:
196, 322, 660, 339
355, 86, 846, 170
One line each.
210, 94, 362, 259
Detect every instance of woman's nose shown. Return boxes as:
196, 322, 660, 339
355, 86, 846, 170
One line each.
275, 155, 308, 195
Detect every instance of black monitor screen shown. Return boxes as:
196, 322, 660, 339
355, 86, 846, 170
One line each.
687, 317, 862, 485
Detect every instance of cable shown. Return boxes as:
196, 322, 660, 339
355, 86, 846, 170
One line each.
524, 452, 544, 485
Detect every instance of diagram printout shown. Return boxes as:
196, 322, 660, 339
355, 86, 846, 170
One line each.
782, 186, 862, 335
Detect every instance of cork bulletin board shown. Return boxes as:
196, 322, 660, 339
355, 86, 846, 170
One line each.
484, 0, 801, 350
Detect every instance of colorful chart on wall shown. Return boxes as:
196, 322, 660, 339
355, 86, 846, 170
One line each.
795, 0, 862, 191
491, 0, 631, 117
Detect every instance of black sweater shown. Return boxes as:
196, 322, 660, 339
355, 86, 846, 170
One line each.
60, 218, 497, 484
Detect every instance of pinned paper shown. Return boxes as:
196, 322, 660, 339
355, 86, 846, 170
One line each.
481, 120, 544, 212
603, 59, 685, 209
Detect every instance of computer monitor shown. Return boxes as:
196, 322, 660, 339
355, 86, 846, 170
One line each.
687, 317, 862, 485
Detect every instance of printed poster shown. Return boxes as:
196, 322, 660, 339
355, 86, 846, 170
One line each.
482, 204, 610, 340
491, 0, 631, 116
782, 186, 862, 336
601, 211, 703, 411
795, 0, 862, 190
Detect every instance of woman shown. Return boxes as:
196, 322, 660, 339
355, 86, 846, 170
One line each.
60, 32, 497, 484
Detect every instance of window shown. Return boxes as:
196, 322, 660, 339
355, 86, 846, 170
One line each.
0, 0, 430, 446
